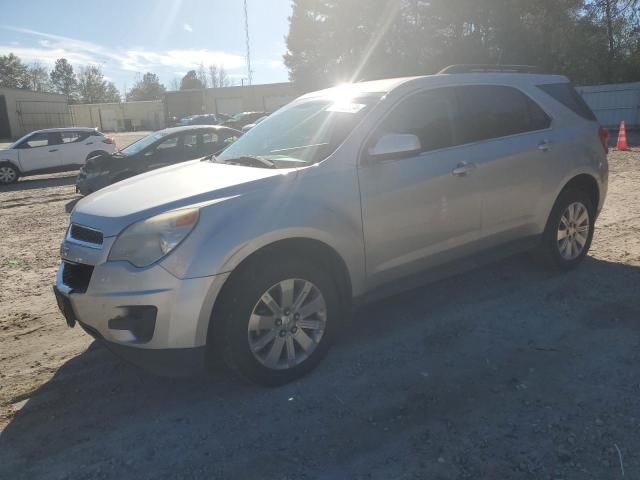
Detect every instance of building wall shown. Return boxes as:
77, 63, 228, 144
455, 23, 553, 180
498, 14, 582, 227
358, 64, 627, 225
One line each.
577, 83, 640, 129
0, 88, 71, 139
70, 100, 165, 132
165, 82, 301, 121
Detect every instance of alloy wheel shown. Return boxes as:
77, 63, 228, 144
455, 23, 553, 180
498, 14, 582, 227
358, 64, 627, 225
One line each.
0, 166, 16, 184
248, 278, 327, 370
557, 201, 590, 260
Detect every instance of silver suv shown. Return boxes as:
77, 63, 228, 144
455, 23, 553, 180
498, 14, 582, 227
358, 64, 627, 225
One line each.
54, 66, 608, 385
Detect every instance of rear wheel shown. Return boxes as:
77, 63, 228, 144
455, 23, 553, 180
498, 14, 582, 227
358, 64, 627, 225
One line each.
537, 189, 595, 270
214, 255, 340, 386
0, 163, 19, 185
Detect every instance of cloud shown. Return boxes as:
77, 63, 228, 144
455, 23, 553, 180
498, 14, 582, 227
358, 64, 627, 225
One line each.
183, 23, 193, 33
0, 26, 246, 73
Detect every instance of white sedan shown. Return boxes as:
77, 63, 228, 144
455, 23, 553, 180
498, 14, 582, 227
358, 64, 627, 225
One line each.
0, 127, 116, 185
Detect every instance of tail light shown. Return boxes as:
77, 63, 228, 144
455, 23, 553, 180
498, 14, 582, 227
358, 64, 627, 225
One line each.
102, 137, 115, 145
598, 126, 609, 154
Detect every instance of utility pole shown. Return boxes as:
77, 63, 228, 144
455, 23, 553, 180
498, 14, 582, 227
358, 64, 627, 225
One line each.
244, 0, 253, 85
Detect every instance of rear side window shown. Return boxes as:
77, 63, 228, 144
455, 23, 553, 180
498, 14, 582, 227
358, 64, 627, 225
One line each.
537, 83, 596, 121
203, 132, 219, 144
455, 85, 551, 144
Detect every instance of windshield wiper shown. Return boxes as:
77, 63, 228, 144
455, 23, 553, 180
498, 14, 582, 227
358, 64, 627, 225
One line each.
221, 155, 276, 169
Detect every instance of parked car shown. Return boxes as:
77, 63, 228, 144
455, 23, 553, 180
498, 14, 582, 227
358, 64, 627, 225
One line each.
174, 114, 219, 127
223, 111, 269, 130
55, 66, 608, 385
241, 115, 268, 133
76, 125, 240, 195
0, 128, 115, 185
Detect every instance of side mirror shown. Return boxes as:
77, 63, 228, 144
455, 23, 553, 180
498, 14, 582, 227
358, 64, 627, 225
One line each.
368, 134, 421, 161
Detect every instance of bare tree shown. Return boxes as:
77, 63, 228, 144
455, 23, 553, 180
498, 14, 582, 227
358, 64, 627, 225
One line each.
219, 65, 231, 87
197, 63, 208, 88
208, 64, 219, 88
28, 61, 51, 92
170, 77, 180, 91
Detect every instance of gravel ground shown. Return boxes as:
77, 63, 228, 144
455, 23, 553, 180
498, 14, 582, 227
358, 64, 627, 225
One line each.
1, 147, 639, 479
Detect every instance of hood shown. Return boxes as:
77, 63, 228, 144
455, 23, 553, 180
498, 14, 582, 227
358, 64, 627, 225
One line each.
72, 159, 297, 237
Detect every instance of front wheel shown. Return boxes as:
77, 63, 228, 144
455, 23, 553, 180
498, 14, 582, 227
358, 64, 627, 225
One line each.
537, 189, 595, 270
0, 163, 19, 185
215, 256, 340, 386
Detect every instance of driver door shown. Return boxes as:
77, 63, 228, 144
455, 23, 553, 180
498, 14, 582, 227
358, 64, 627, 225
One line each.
16, 132, 62, 172
143, 134, 182, 171
358, 88, 483, 289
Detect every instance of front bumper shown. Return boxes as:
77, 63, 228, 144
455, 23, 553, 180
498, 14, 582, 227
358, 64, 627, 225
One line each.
54, 238, 229, 376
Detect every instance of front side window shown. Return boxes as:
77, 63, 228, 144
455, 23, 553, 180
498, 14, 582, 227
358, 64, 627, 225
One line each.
21, 132, 49, 148
121, 131, 171, 156
217, 94, 381, 168
155, 136, 179, 151
455, 85, 551, 144
374, 88, 457, 153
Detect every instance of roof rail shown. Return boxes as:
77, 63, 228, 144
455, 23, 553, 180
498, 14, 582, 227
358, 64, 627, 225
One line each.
438, 64, 543, 74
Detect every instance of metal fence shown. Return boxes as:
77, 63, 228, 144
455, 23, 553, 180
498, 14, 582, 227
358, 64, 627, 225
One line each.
576, 83, 640, 129
16, 99, 73, 133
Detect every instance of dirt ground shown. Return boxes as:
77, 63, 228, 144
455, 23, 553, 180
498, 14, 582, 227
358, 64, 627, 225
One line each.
1, 145, 639, 479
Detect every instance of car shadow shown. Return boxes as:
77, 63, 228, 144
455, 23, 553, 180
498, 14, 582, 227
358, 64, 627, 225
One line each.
2, 255, 640, 479
1, 173, 77, 192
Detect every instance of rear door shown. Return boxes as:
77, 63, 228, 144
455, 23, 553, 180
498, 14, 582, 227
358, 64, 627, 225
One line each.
453, 85, 553, 244
15, 132, 62, 172
59, 131, 92, 166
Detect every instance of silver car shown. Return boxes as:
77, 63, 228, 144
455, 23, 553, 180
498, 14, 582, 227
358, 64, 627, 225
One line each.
54, 66, 608, 385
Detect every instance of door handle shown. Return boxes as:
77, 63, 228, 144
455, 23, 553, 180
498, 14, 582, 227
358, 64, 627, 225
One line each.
85, 142, 93, 145
538, 140, 552, 151
452, 162, 476, 177
49, 148, 59, 152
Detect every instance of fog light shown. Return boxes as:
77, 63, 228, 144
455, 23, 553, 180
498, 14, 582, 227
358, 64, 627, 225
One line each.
108, 306, 157, 343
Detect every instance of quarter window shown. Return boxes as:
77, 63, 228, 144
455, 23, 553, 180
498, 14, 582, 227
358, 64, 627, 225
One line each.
455, 85, 551, 144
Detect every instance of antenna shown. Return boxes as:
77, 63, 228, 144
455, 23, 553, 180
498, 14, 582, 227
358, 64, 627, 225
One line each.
244, 0, 253, 85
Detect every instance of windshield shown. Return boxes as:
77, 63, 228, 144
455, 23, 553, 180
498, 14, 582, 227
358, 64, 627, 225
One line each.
217, 94, 381, 168
120, 131, 171, 156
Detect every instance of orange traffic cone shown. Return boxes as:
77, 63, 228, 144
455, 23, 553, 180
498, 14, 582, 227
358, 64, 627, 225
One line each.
616, 120, 628, 151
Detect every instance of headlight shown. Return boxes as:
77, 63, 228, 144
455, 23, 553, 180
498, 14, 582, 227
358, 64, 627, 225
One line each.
108, 208, 199, 267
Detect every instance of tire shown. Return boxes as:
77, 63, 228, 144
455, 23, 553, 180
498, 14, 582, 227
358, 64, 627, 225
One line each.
213, 254, 341, 386
537, 188, 595, 270
0, 162, 19, 185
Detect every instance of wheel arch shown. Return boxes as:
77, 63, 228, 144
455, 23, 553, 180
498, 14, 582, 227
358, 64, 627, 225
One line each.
559, 173, 600, 212
85, 150, 109, 162
0, 159, 21, 173
205, 237, 353, 348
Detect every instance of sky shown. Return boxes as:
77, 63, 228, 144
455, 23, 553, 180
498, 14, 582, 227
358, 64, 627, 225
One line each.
0, 0, 292, 92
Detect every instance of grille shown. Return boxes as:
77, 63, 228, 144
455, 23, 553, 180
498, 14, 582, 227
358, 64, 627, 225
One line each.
70, 224, 103, 245
62, 262, 94, 293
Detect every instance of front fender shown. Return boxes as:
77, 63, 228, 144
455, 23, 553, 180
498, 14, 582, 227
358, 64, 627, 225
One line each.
160, 165, 366, 296
0, 151, 20, 172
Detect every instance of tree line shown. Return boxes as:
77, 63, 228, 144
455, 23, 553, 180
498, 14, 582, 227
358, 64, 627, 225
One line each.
0, 53, 237, 104
284, 0, 640, 89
